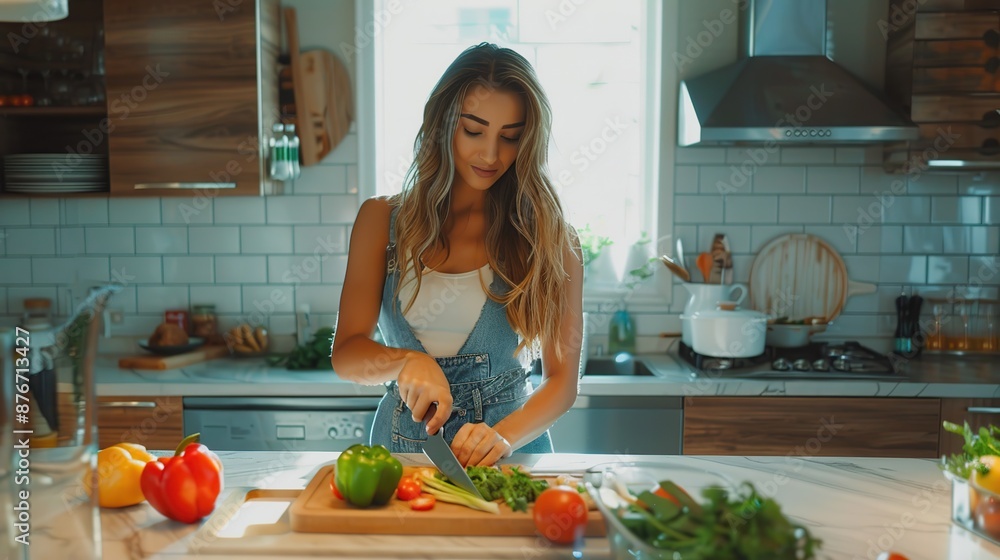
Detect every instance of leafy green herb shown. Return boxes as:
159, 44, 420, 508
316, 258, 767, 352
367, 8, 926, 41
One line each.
941, 421, 1000, 479
267, 327, 335, 370
463, 466, 549, 512
616, 480, 821, 560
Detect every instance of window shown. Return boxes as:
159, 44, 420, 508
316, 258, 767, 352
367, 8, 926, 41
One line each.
358, 0, 668, 307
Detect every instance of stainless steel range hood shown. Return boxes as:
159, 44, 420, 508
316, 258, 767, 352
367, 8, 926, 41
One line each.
678, 0, 919, 146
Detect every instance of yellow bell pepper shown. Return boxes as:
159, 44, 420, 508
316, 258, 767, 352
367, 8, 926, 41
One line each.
89, 442, 156, 508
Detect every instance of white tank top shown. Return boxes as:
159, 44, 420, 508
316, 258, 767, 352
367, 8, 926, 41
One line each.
398, 264, 493, 357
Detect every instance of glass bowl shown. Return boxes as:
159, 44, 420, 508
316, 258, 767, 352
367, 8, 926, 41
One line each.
583, 461, 737, 560
944, 468, 1000, 546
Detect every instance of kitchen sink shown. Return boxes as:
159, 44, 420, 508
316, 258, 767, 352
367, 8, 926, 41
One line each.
581, 356, 655, 376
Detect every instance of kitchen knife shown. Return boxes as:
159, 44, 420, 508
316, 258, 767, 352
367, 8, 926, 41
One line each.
420, 404, 485, 500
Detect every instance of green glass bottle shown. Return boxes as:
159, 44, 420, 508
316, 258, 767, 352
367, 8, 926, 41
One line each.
607, 309, 636, 355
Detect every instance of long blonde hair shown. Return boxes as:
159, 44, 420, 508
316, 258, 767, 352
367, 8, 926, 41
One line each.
390, 43, 575, 359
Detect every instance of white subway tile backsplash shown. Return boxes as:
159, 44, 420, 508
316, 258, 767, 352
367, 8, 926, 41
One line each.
0, 230, 4, 256
928, 256, 969, 284
7, 287, 57, 314
321, 195, 360, 224
86, 227, 135, 254
752, 167, 804, 194
674, 195, 723, 224
242, 285, 295, 314
860, 167, 901, 195
190, 286, 242, 313
779, 147, 835, 165
903, 226, 943, 253
987, 197, 1000, 224
842, 255, 880, 283
960, 174, 1000, 196
835, 147, 867, 165
969, 256, 1000, 285
215, 256, 267, 283
58, 227, 85, 255
857, 226, 902, 254
5, 228, 55, 255
136, 227, 188, 254
137, 286, 189, 313
162, 198, 213, 224
806, 167, 859, 194
189, 226, 240, 254
674, 165, 699, 194
879, 256, 927, 284
842, 290, 878, 313
109, 199, 161, 224
294, 165, 348, 195
294, 226, 346, 255
268, 256, 321, 284
294, 284, 342, 313
241, 226, 293, 254
0, 259, 31, 284
214, 198, 266, 224
321, 255, 349, 284
823, 314, 882, 337
266, 196, 320, 224
675, 147, 727, 164
696, 226, 751, 254
110, 256, 162, 284
730, 254, 753, 283
907, 174, 958, 195
114, 315, 164, 339
971, 226, 1000, 255
163, 256, 214, 284
749, 225, 803, 253
0, 201, 29, 226
32, 257, 109, 284
29, 200, 60, 225
723, 195, 777, 224
882, 196, 930, 224
321, 133, 357, 165
346, 165, 358, 194
832, 196, 867, 224
698, 166, 745, 195
266, 313, 296, 335
109, 285, 137, 313
0, 287, 7, 314
932, 196, 982, 224
804, 226, 855, 254
779, 196, 831, 224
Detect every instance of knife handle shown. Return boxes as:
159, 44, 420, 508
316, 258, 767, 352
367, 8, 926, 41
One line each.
422, 403, 441, 436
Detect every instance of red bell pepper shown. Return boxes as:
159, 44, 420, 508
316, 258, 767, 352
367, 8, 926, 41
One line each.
140, 439, 223, 524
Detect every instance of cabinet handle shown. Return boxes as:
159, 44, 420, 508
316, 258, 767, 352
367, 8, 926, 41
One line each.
100, 401, 157, 408
133, 182, 236, 190
967, 407, 1000, 414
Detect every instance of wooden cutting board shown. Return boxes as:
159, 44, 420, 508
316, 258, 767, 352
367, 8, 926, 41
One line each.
118, 345, 229, 370
289, 464, 607, 537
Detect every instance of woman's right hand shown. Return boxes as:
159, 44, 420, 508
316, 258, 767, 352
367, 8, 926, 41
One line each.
397, 353, 453, 435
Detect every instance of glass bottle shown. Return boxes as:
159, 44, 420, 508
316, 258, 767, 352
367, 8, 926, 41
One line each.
269, 123, 289, 181
190, 304, 219, 342
286, 123, 301, 179
607, 308, 636, 355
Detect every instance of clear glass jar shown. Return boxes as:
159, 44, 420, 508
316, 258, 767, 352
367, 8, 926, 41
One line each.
190, 304, 218, 340
21, 297, 53, 331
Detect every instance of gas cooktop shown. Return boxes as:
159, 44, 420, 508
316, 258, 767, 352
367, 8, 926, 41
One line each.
677, 341, 903, 380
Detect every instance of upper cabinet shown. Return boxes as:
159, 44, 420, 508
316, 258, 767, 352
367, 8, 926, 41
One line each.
885, 0, 1000, 171
103, 0, 281, 196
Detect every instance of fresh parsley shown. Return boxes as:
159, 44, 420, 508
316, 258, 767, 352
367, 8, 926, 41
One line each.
941, 421, 1000, 479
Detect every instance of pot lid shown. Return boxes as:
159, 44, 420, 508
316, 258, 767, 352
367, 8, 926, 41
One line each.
748, 233, 875, 323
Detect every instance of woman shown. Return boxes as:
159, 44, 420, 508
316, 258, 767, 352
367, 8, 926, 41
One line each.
331, 43, 583, 467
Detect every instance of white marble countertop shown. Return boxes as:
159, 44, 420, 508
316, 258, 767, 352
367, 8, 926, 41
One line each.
87, 452, 1000, 560
95, 351, 1000, 399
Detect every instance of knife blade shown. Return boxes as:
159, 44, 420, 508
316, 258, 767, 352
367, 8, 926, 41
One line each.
420, 403, 485, 500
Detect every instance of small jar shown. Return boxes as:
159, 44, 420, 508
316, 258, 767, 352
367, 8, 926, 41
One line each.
21, 297, 53, 331
190, 304, 218, 339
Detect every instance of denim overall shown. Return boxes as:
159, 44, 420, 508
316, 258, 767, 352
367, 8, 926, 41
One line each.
369, 208, 553, 454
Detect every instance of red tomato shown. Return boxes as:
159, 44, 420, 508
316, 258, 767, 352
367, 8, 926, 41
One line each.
396, 476, 422, 501
533, 486, 588, 545
976, 496, 1000, 538
329, 476, 344, 500
19, 94, 33, 107
9, 95, 24, 107
410, 495, 436, 511
0, 96, 8, 107
875, 553, 910, 560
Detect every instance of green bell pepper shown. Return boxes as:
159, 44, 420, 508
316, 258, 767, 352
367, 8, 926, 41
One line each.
334, 444, 403, 507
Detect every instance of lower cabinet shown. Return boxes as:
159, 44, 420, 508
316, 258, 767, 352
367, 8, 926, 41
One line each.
97, 396, 184, 450
683, 397, 941, 458
939, 398, 1000, 458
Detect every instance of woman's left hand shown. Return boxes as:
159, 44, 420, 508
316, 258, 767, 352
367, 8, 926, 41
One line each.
451, 422, 512, 467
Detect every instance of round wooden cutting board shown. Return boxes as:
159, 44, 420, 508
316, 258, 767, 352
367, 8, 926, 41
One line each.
748, 233, 875, 323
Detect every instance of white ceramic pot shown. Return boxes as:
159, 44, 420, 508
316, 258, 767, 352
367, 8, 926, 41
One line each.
680, 282, 748, 345
681, 308, 767, 358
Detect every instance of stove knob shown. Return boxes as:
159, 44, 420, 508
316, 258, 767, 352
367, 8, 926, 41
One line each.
812, 359, 830, 372
793, 359, 811, 371
354, 427, 365, 439
772, 358, 792, 371
832, 358, 851, 372
328, 427, 339, 439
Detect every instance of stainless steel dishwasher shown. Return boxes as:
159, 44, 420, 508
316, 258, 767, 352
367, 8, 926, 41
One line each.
183, 396, 383, 452
546, 396, 683, 454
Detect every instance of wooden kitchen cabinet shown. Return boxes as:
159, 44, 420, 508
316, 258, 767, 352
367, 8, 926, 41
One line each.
884, 0, 1000, 170
683, 397, 941, 458
102, 0, 281, 196
96, 396, 184, 450
939, 398, 1000, 457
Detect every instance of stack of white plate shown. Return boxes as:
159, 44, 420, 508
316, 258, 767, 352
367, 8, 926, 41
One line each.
2, 154, 108, 193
